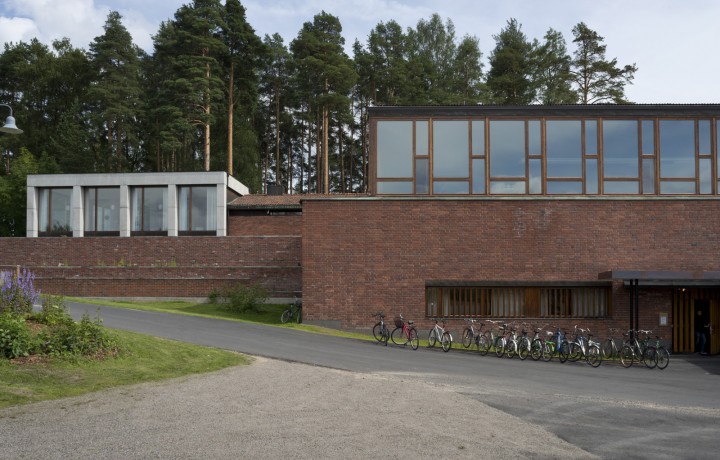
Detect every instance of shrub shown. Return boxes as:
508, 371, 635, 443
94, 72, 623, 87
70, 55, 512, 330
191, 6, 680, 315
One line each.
32, 294, 74, 327
210, 283, 268, 313
0, 313, 36, 359
40, 312, 120, 357
0, 268, 40, 315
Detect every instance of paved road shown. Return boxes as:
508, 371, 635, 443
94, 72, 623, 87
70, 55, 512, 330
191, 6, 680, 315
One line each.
68, 301, 720, 459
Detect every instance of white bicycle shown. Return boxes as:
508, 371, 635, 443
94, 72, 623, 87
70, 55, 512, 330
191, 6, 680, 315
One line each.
428, 317, 453, 352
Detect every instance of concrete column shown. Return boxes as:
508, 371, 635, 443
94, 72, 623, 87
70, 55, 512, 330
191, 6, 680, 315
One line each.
72, 185, 83, 237
119, 185, 130, 237
216, 183, 226, 236
167, 184, 178, 237
26, 186, 37, 237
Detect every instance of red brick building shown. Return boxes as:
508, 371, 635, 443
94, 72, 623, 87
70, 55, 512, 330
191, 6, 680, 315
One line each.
5, 105, 720, 354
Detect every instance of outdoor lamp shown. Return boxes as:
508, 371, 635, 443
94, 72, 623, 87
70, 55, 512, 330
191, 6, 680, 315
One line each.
0, 104, 23, 134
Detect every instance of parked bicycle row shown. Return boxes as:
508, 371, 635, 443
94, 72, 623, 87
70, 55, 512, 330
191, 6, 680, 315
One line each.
371, 313, 669, 369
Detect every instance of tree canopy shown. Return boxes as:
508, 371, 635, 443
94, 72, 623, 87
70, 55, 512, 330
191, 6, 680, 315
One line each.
0, 4, 641, 236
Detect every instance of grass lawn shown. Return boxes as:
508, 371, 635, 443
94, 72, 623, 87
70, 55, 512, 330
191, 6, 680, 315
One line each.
0, 328, 249, 409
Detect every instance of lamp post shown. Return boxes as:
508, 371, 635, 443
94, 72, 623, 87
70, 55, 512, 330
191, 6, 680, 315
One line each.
0, 104, 23, 134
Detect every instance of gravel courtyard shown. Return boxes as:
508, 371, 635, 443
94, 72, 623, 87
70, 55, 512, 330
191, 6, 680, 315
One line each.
0, 357, 596, 459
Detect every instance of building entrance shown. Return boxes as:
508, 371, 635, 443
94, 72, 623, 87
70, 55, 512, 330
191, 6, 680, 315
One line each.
672, 289, 719, 354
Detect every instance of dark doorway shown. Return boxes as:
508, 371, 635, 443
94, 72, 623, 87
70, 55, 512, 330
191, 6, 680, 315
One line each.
694, 300, 710, 353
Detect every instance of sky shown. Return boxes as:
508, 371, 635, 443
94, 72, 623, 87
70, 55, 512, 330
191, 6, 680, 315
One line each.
1, 0, 719, 104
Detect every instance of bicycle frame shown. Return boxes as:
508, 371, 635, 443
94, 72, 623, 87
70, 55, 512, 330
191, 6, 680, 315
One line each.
428, 318, 453, 352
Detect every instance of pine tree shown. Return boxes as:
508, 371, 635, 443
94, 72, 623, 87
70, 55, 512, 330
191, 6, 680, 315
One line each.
570, 22, 637, 104
533, 28, 577, 104
487, 19, 535, 104
88, 11, 144, 172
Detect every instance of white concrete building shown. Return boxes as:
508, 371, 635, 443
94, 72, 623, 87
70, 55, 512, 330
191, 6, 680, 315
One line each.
26, 172, 248, 237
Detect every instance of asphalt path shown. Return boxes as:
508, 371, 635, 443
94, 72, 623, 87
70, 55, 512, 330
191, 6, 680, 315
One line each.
68, 301, 720, 459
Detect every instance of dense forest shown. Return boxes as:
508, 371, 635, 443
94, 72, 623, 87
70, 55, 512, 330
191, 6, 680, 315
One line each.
0, 0, 638, 236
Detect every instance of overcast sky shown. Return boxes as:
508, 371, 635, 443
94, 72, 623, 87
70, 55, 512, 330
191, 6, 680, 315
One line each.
1, 0, 718, 104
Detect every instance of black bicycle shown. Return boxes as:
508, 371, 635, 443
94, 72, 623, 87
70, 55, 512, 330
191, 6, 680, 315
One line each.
372, 311, 389, 345
281, 298, 302, 323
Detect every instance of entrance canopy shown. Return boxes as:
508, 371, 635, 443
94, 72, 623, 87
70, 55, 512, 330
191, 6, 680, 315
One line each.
599, 270, 720, 287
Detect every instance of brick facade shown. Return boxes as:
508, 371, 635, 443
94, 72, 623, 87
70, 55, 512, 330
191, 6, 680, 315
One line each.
301, 198, 720, 335
1, 213, 302, 299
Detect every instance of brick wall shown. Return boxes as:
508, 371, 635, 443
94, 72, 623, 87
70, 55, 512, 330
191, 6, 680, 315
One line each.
302, 198, 720, 333
228, 213, 301, 236
1, 231, 302, 299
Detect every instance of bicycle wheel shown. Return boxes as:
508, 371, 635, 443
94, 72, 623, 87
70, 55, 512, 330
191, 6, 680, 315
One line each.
478, 334, 490, 356
409, 328, 419, 350
656, 347, 670, 370
530, 340, 543, 361
428, 329, 437, 348
586, 345, 602, 368
558, 341, 570, 363
372, 323, 384, 342
391, 327, 406, 346
441, 331, 452, 352
542, 342, 555, 362
643, 346, 658, 369
620, 345, 634, 368
568, 343, 582, 362
506, 340, 517, 359
280, 309, 291, 324
601, 339, 615, 360
461, 328, 472, 348
494, 337, 506, 358
518, 338, 530, 360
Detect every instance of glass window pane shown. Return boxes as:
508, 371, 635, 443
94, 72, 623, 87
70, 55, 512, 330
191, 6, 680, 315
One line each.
528, 120, 541, 155
659, 120, 695, 178
586, 159, 598, 194
603, 120, 639, 178
180, 186, 217, 232
49, 188, 72, 233
132, 187, 167, 232
144, 188, 167, 231
660, 181, 696, 194
433, 120, 469, 178
546, 120, 582, 177
604, 181, 639, 194
547, 181, 582, 194
699, 120, 711, 155
84, 189, 96, 232
434, 181, 469, 194
416, 121, 428, 156
490, 121, 526, 178
700, 158, 712, 194
642, 159, 655, 194
490, 181, 526, 194
376, 181, 413, 194
472, 120, 485, 155
585, 120, 597, 155
472, 159, 485, 194
642, 120, 654, 155
416, 158, 429, 194
529, 159, 542, 194
377, 121, 413, 178
179, 187, 189, 231
85, 188, 119, 232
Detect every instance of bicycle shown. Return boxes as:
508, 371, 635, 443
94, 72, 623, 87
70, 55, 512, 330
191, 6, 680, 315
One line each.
390, 314, 419, 350
541, 328, 563, 362
280, 297, 302, 323
651, 334, 670, 370
371, 311, 389, 346
600, 328, 623, 361
529, 324, 548, 361
560, 326, 602, 367
477, 320, 503, 356
428, 317, 453, 352
461, 318, 482, 350
516, 323, 532, 360
620, 329, 656, 368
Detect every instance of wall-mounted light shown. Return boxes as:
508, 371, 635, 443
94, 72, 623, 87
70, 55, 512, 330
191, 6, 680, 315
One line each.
0, 104, 23, 134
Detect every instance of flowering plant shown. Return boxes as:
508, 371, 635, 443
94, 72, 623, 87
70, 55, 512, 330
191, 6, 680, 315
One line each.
0, 268, 40, 315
